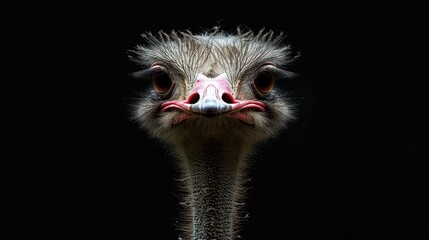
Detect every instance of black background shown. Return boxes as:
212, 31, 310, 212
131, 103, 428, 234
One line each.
2, 2, 428, 240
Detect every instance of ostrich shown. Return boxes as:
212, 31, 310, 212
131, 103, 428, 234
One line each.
128, 26, 298, 239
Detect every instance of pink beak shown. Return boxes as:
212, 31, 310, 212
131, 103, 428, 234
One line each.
161, 73, 266, 125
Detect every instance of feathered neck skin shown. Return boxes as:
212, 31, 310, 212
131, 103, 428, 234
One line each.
175, 136, 253, 240
154, 119, 263, 239
130, 27, 297, 239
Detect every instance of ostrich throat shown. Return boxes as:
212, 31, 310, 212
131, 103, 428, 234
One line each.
177, 136, 252, 239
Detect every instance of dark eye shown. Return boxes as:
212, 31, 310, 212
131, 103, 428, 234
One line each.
150, 66, 174, 96
253, 70, 276, 96
151, 71, 172, 93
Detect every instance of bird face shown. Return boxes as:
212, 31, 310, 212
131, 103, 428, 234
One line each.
130, 30, 296, 146
158, 69, 270, 125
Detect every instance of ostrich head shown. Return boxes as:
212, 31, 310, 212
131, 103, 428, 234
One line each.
129, 26, 298, 239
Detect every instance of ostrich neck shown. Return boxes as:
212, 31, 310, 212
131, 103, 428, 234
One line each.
181, 142, 248, 240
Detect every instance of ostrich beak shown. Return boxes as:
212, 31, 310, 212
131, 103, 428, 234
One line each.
161, 73, 266, 124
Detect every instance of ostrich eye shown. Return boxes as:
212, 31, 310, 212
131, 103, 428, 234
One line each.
252, 68, 276, 97
150, 66, 174, 96
254, 71, 275, 93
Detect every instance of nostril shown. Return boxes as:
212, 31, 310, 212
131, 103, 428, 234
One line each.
221, 93, 235, 104
187, 93, 200, 104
